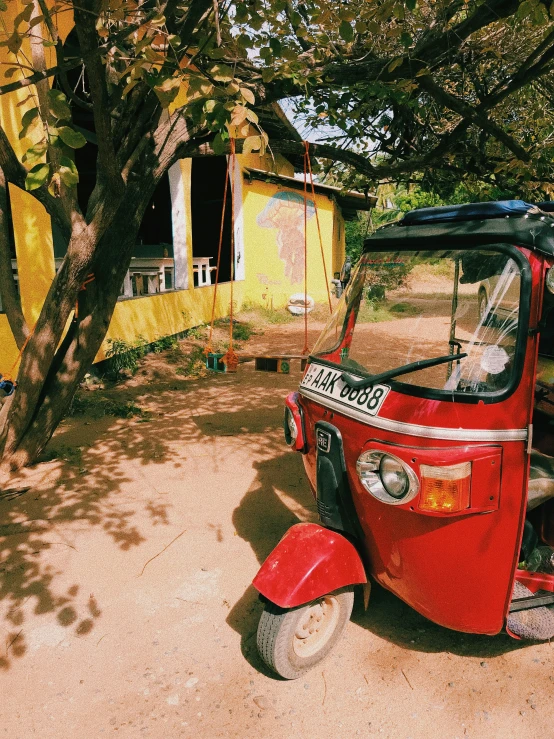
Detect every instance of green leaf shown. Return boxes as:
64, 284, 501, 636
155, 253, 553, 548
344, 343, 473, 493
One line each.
59, 156, 79, 187
517, 1, 532, 19
388, 57, 403, 73
269, 37, 282, 55
339, 21, 354, 42
261, 68, 275, 83
47, 89, 71, 120
210, 64, 235, 82
401, 32, 413, 48
19, 107, 40, 139
212, 132, 227, 155
153, 76, 181, 108
134, 37, 153, 55
58, 126, 87, 148
22, 141, 47, 164
339, 9, 355, 21
14, 3, 33, 27
122, 79, 140, 97
7, 32, 22, 54
208, 47, 226, 59
25, 163, 50, 191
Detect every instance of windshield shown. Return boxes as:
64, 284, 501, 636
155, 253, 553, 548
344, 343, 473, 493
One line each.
312, 247, 526, 398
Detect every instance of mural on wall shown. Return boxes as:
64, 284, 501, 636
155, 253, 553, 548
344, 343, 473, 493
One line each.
257, 191, 315, 284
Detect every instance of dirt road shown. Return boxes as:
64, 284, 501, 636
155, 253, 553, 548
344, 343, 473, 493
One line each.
1, 320, 553, 738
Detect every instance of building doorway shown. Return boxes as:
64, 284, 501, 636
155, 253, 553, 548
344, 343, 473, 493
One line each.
191, 157, 233, 286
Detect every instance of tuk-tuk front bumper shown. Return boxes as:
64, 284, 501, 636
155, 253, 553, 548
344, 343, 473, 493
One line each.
252, 522, 367, 608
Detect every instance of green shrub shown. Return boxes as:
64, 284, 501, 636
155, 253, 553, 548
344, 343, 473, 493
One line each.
175, 346, 208, 378
105, 337, 147, 379
185, 324, 207, 340
151, 335, 178, 353
232, 321, 254, 341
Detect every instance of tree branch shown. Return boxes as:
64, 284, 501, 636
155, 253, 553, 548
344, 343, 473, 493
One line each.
322, 0, 521, 86
0, 128, 70, 237
416, 75, 530, 162
73, 4, 123, 195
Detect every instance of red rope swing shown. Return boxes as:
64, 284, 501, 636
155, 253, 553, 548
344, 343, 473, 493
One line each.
204, 138, 333, 367
205, 138, 238, 371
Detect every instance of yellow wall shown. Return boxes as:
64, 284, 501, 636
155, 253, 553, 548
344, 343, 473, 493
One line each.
0, 5, 341, 372
99, 281, 244, 362
94, 170, 338, 360
239, 177, 335, 309
1, 158, 341, 370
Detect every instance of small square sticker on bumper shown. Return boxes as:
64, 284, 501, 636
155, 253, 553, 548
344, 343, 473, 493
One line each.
317, 429, 331, 453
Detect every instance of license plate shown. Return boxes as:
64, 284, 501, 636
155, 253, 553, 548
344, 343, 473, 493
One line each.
300, 362, 389, 418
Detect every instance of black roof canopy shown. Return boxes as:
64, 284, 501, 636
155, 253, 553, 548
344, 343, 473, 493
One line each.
364, 201, 554, 257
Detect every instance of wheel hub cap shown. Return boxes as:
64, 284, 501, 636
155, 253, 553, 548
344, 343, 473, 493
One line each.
292, 595, 341, 658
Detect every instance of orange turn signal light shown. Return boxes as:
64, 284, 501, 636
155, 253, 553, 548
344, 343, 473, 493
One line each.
418, 461, 471, 513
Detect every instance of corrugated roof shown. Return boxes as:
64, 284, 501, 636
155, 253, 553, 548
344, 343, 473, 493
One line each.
243, 166, 377, 220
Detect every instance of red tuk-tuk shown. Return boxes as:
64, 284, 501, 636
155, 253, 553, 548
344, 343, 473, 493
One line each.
253, 201, 554, 679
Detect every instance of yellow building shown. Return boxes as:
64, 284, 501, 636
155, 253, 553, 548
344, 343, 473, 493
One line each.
0, 5, 375, 370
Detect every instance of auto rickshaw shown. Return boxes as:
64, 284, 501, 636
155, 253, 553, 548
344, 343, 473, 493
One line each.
253, 200, 554, 679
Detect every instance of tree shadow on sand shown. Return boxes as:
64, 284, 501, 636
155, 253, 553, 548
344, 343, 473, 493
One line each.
0, 366, 292, 670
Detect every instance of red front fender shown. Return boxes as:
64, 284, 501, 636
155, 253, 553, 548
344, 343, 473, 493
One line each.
252, 522, 367, 608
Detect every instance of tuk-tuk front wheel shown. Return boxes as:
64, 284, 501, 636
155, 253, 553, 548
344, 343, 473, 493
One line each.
256, 587, 354, 679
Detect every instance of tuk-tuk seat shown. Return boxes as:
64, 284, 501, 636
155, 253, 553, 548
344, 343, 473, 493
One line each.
528, 450, 554, 510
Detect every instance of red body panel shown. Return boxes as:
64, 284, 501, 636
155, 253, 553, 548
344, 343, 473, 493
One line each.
252, 523, 367, 608
296, 249, 544, 634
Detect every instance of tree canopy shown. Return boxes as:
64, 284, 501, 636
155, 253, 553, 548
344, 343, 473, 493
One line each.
2, 0, 554, 472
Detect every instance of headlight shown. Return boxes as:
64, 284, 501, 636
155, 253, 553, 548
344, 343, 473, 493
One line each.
283, 392, 307, 453
356, 450, 419, 505
380, 455, 409, 498
284, 407, 298, 445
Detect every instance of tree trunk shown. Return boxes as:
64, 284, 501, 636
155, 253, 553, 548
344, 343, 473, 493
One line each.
0, 181, 154, 474
0, 170, 29, 349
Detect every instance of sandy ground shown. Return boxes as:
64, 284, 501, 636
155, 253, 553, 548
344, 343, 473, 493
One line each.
1, 314, 554, 739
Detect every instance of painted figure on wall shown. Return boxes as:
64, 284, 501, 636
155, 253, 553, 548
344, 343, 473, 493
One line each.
257, 191, 315, 284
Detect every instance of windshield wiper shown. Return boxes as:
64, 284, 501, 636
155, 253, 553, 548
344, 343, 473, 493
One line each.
341, 353, 468, 390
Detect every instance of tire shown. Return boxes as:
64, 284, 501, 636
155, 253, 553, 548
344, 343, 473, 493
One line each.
256, 587, 354, 679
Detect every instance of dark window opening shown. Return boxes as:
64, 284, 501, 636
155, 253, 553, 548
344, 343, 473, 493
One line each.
191, 157, 232, 285
60, 29, 174, 261
0, 185, 19, 313
137, 174, 173, 249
